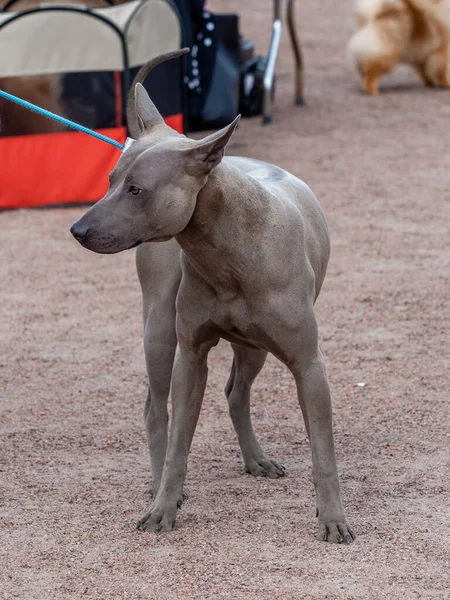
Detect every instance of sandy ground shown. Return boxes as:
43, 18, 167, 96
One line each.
1, 1, 450, 598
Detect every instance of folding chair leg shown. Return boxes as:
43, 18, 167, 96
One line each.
262, 0, 304, 124
262, 17, 282, 125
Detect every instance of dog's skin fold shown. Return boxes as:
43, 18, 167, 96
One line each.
71, 48, 355, 544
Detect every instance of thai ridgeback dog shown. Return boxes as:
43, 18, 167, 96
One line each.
71, 49, 355, 544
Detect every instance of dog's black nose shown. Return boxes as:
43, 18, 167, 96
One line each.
70, 222, 88, 241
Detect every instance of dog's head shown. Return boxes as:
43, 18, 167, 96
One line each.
70, 48, 239, 254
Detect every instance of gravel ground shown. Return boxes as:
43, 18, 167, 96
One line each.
1, 1, 449, 598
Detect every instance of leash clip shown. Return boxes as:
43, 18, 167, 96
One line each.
122, 137, 136, 153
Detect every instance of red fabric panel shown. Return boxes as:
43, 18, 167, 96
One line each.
0, 114, 183, 209
0, 127, 126, 209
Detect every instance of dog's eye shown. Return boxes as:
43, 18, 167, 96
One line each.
129, 185, 141, 195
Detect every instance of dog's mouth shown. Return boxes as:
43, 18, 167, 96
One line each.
71, 221, 174, 253
87, 234, 174, 253
147, 234, 173, 243
127, 233, 175, 248
93, 238, 143, 254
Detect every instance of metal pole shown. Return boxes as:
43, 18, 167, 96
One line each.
287, 0, 304, 105
262, 14, 282, 124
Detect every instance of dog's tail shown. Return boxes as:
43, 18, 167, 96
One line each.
126, 48, 189, 139
403, 0, 446, 11
354, 0, 449, 26
403, 0, 450, 33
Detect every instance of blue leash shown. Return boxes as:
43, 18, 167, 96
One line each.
0, 88, 126, 150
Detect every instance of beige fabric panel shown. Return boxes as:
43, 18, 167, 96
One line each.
0, 0, 181, 77
93, 0, 139, 30
0, 10, 124, 76
119, 0, 181, 69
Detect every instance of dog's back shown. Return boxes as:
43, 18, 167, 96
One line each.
355, 0, 408, 25
349, 0, 412, 75
351, 0, 450, 56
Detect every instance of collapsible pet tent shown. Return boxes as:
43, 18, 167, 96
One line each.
0, 0, 184, 209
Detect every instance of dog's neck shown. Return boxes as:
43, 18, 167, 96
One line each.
175, 161, 271, 294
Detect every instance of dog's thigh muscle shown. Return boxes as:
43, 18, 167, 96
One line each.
423, 48, 450, 86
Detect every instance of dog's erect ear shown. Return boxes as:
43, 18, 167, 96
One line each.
184, 115, 240, 176
134, 83, 165, 136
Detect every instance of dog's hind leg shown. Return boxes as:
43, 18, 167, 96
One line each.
419, 49, 450, 87
136, 241, 182, 497
415, 61, 435, 86
279, 308, 354, 544
225, 344, 286, 479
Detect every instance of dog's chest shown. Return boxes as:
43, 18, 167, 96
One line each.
207, 297, 270, 351
209, 296, 250, 333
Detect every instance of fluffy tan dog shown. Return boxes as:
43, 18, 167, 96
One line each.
348, 0, 450, 94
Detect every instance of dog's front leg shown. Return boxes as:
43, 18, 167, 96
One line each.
137, 242, 182, 497
143, 314, 177, 497
137, 333, 216, 532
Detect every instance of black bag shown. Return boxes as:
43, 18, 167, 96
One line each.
172, 0, 266, 130
239, 52, 268, 118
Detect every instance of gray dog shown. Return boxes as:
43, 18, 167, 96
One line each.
71, 49, 355, 544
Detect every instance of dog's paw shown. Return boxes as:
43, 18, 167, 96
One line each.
316, 518, 355, 544
245, 455, 286, 479
136, 501, 178, 532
